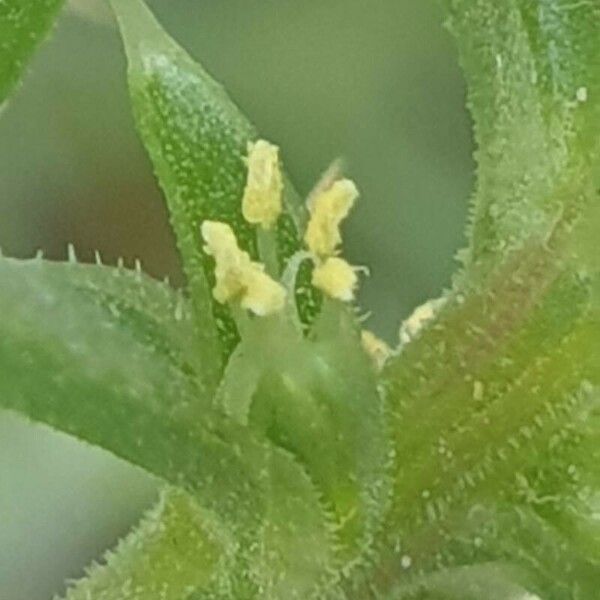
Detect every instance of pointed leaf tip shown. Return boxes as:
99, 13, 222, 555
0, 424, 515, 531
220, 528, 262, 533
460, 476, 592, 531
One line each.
110, 0, 314, 357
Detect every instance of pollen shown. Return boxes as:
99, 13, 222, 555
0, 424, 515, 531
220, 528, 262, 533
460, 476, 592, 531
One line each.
361, 330, 391, 371
312, 256, 358, 302
304, 179, 358, 257
201, 221, 248, 303
201, 220, 286, 315
398, 297, 445, 344
242, 139, 283, 229
240, 269, 286, 316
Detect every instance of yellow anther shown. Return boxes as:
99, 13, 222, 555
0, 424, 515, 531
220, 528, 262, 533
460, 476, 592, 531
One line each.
398, 297, 446, 345
240, 269, 286, 316
312, 256, 358, 302
304, 179, 358, 257
201, 220, 286, 316
360, 330, 391, 371
201, 221, 249, 303
242, 140, 283, 229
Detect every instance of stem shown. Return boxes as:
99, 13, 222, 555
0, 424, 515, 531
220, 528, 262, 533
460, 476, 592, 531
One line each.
257, 228, 279, 277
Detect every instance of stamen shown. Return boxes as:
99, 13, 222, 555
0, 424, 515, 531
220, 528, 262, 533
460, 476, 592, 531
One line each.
240, 269, 286, 316
242, 140, 283, 229
312, 256, 358, 301
201, 220, 249, 304
201, 220, 286, 316
398, 297, 446, 344
304, 179, 358, 258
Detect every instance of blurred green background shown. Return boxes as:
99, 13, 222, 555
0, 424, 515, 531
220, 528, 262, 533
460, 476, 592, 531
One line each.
0, 1, 473, 598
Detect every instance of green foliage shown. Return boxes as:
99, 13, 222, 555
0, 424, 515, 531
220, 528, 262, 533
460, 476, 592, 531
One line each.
1, 0, 599, 598
0, 256, 252, 513
445, 0, 600, 266
0, 0, 65, 103
61, 488, 221, 600
110, 0, 315, 358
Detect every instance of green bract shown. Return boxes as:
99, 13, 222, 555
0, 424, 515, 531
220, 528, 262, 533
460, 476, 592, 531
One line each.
1, 0, 599, 598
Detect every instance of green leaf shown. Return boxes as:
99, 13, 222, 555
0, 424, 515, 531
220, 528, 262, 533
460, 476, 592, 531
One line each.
0, 257, 257, 521
476, 503, 600, 598
445, 0, 600, 265
395, 562, 538, 600
364, 230, 600, 595
61, 488, 222, 600
0, 0, 65, 104
110, 0, 314, 358
358, 1, 600, 585
0, 257, 336, 596
224, 304, 392, 571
